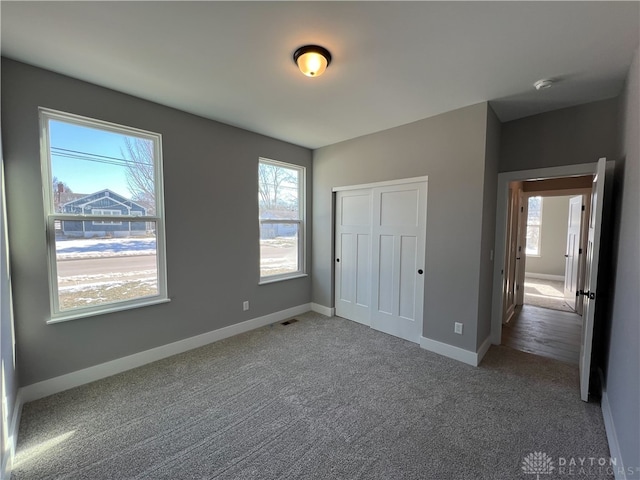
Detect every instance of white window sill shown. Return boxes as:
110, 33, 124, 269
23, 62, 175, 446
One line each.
47, 297, 171, 324
259, 273, 308, 285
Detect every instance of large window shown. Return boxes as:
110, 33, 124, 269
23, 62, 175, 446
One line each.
525, 196, 543, 255
40, 108, 168, 322
258, 158, 305, 282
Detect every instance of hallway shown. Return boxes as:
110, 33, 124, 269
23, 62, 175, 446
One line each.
502, 304, 582, 365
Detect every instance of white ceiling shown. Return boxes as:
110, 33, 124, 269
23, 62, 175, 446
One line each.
1, 2, 638, 149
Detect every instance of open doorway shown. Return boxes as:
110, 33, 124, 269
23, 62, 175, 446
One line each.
524, 195, 577, 313
492, 160, 611, 401
498, 175, 594, 366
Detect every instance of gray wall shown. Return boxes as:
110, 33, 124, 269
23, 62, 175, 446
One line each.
606, 48, 639, 477
525, 196, 570, 277
1, 59, 312, 386
499, 98, 620, 172
312, 103, 491, 352
476, 106, 500, 349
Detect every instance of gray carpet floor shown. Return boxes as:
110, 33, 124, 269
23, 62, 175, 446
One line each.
14, 312, 611, 479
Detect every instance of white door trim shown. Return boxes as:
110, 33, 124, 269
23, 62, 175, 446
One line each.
490, 163, 598, 345
332, 176, 428, 192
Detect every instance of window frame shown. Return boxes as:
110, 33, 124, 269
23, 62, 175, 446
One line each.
258, 157, 306, 284
525, 195, 543, 257
39, 108, 169, 323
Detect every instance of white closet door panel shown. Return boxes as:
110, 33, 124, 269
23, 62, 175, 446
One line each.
399, 235, 417, 320
342, 194, 370, 226
355, 234, 371, 307
371, 181, 427, 343
377, 235, 395, 315
338, 233, 354, 303
380, 189, 419, 227
335, 190, 372, 325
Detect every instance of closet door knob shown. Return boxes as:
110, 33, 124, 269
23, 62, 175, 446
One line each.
417, 269, 423, 275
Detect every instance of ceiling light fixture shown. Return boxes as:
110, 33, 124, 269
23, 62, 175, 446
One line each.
534, 79, 554, 90
293, 45, 332, 78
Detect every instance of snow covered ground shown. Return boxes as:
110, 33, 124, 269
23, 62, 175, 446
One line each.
56, 237, 156, 260
55, 237, 158, 310
56, 235, 298, 310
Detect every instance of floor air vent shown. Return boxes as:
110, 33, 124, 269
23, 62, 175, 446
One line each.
281, 319, 298, 326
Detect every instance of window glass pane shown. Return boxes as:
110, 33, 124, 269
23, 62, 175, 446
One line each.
526, 196, 542, 255
260, 223, 299, 277
258, 163, 300, 220
55, 228, 158, 311
527, 196, 542, 225
49, 119, 157, 214
526, 225, 540, 255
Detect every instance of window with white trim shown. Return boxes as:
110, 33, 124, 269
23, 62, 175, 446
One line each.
525, 196, 543, 256
40, 108, 168, 321
258, 158, 305, 281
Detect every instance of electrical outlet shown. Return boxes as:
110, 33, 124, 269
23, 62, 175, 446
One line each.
454, 322, 463, 335
243, 301, 249, 311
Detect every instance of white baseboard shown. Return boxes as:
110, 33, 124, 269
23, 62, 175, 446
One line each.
311, 303, 334, 317
476, 336, 492, 365
525, 272, 565, 282
420, 336, 482, 367
20, 303, 311, 403
601, 390, 628, 480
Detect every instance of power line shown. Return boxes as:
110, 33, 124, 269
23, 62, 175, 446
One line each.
50, 147, 153, 168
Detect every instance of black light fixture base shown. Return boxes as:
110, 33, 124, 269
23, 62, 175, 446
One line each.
293, 45, 332, 67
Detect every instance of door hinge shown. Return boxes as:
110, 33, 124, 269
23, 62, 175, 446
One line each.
520, 206, 524, 213
576, 290, 580, 297
518, 246, 522, 252
579, 248, 583, 254
582, 205, 585, 211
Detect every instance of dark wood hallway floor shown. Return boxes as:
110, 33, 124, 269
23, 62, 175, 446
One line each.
502, 304, 582, 365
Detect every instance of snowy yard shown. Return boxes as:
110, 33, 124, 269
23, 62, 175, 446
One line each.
56, 235, 298, 311
56, 236, 156, 260
59, 280, 158, 311
260, 237, 298, 277
55, 236, 158, 311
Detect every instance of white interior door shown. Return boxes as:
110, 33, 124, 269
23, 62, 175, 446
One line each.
564, 196, 583, 308
335, 189, 372, 325
579, 158, 606, 402
503, 185, 520, 323
370, 182, 427, 343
